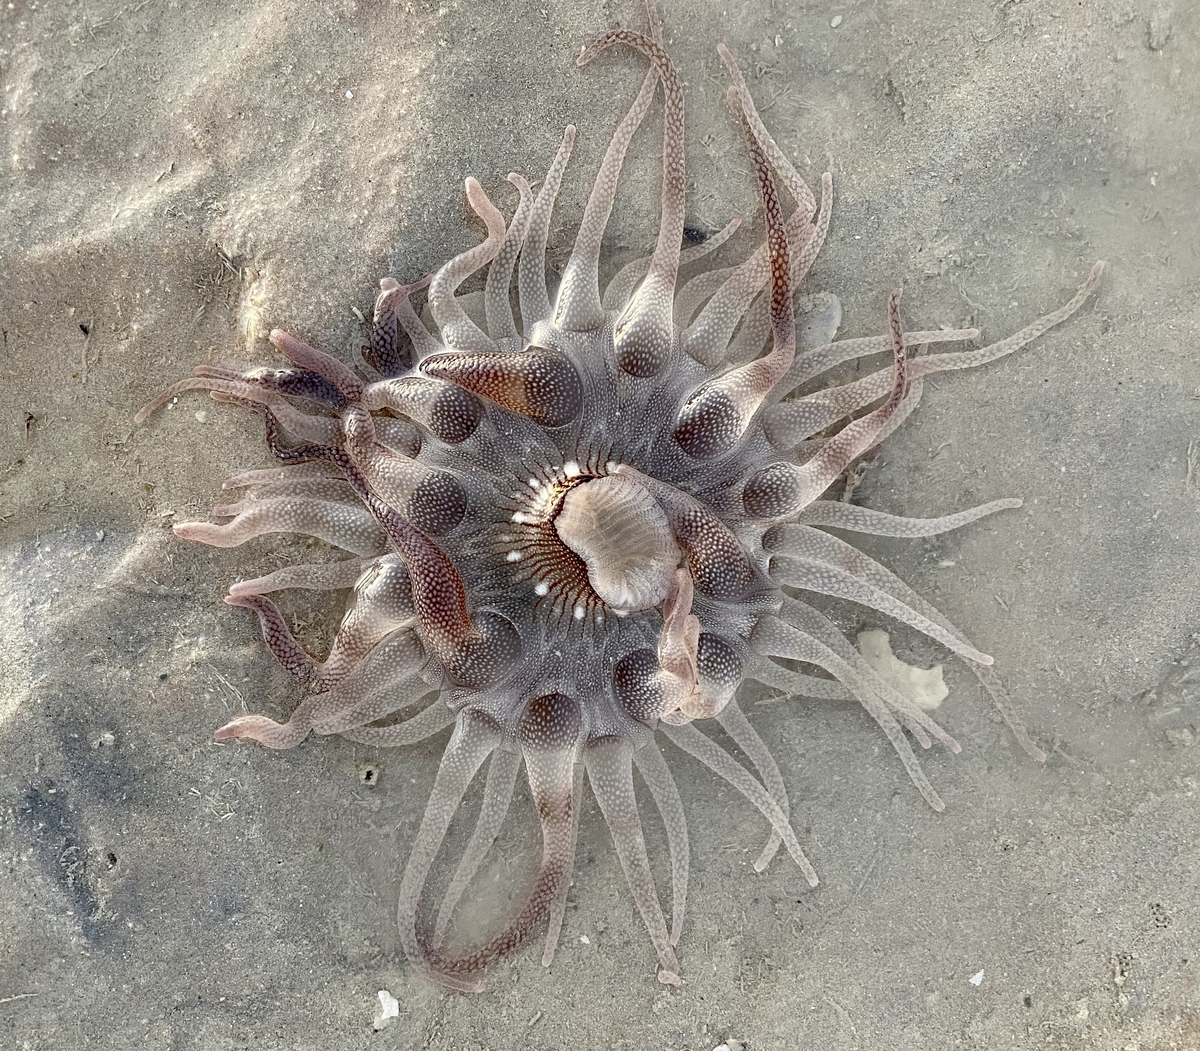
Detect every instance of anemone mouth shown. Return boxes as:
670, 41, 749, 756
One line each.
137, 8, 1101, 994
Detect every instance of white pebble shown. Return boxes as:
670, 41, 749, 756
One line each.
830, 14, 843, 27
969, 969, 985, 986
372, 989, 399, 1031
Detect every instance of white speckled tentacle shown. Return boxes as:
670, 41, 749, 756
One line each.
578, 30, 685, 377
631, 740, 689, 947
484, 174, 536, 345
518, 126, 577, 334
556, 60, 658, 332
428, 178, 507, 353
715, 700, 791, 871
584, 736, 682, 987
432, 747, 522, 950
661, 721, 819, 883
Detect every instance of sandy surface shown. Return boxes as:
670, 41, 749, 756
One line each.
2, 0, 1197, 1047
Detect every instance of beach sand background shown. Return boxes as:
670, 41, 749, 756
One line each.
1, 0, 1197, 1047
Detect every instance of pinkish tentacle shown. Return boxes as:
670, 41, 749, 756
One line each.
584, 737, 681, 987
716, 700, 791, 871
794, 497, 1023, 537
556, 60, 659, 332
578, 30, 685, 377
228, 558, 365, 598
672, 87, 796, 459
268, 329, 363, 400
772, 262, 1105, 424
723, 173, 833, 366
743, 289, 909, 519
766, 523, 993, 664
717, 44, 817, 221
224, 593, 318, 685
631, 741, 689, 947
222, 461, 341, 490
775, 326, 979, 400
366, 273, 435, 375
660, 721, 819, 885
542, 762, 584, 966
377, 275, 443, 363
432, 747, 523, 950
603, 216, 742, 315
339, 697, 455, 747
518, 126, 577, 333
484, 174, 536, 344
395, 709, 501, 993
402, 694, 582, 992
428, 177, 507, 353
174, 496, 387, 557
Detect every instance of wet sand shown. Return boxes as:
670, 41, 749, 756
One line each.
1, 0, 1197, 1047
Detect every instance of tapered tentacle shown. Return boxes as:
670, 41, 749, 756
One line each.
174, 496, 388, 557
421, 347, 584, 427
716, 700, 791, 871
752, 605, 960, 811
338, 697, 455, 746
602, 216, 742, 315
766, 524, 993, 664
376, 274, 443, 363
716, 44, 817, 222
585, 737, 681, 986
432, 747, 523, 950
556, 63, 658, 331
428, 178, 507, 353
363, 274, 433, 377
228, 558, 364, 597
968, 662, 1047, 761
361, 374, 483, 444
631, 741, 690, 947
744, 654, 854, 700
518, 126, 577, 333
779, 597, 963, 754
484, 174, 536, 344
722, 174, 833, 367
578, 30, 685, 377
211, 631, 431, 749
768, 261, 1105, 438
672, 87, 796, 459
775, 326, 978, 401
661, 721, 819, 884
794, 497, 1023, 537
743, 289, 909, 519
268, 329, 364, 401
396, 709, 502, 993
223, 593, 319, 685
405, 693, 583, 992
541, 762, 584, 966
222, 461, 342, 491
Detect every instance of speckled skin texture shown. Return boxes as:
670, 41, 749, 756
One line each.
2, 0, 1196, 1047
131, 14, 1102, 993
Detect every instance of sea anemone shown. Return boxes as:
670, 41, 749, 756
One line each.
137, 17, 1102, 992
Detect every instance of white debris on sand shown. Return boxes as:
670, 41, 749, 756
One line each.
857, 629, 948, 711
372, 989, 400, 1031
